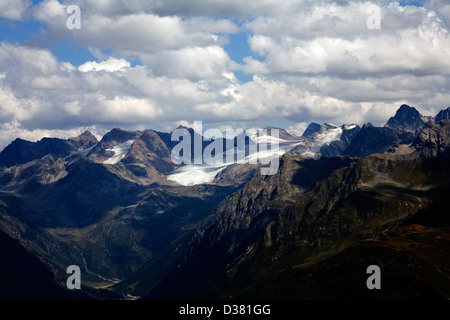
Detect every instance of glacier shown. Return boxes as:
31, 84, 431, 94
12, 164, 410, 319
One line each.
104, 140, 135, 165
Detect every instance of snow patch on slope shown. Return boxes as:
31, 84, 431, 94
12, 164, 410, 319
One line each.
305, 127, 343, 156
167, 164, 228, 186
104, 140, 134, 164
248, 132, 290, 144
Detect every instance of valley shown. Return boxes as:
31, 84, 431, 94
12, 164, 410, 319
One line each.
0, 104, 449, 300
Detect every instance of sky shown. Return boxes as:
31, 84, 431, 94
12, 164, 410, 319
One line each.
0, 0, 450, 149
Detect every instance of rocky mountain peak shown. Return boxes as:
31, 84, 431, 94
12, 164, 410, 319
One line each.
102, 127, 142, 143
87, 128, 142, 163
174, 125, 192, 131
264, 126, 300, 141
302, 123, 321, 137
302, 123, 337, 138
435, 107, 450, 124
68, 131, 98, 150
386, 104, 425, 134
122, 129, 177, 176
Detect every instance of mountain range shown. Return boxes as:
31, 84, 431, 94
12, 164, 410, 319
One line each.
0, 104, 449, 300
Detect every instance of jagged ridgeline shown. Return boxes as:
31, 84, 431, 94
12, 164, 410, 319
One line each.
0, 105, 449, 299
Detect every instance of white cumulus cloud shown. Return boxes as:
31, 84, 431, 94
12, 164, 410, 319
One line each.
78, 58, 131, 72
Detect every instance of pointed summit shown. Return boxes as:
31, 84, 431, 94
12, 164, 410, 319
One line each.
264, 126, 300, 141
174, 125, 192, 131
68, 131, 98, 150
435, 107, 450, 123
386, 104, 425, 134
302, 123, 321, 137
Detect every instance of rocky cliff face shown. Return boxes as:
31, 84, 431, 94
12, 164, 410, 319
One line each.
343, 123, 413, 157
414, 120, 450, 159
